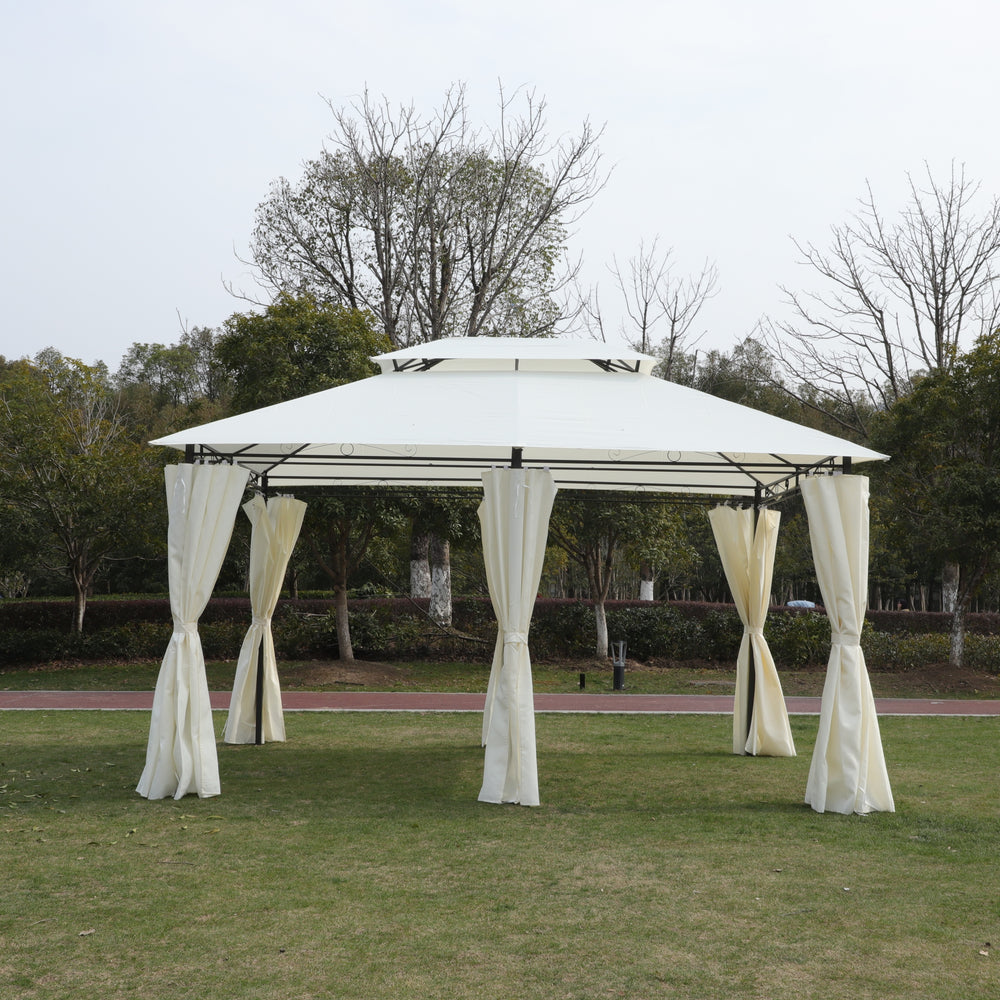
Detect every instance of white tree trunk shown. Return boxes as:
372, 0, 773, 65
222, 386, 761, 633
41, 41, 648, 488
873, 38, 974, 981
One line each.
949, 601, 967, 669
594, 599, 609, 658
410, 529, 431, 598
942, 560, 959, 613
428, 534, 452, 626
639, 561, 654, 601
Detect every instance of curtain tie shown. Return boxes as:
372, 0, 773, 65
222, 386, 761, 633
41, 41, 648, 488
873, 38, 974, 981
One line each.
745, 627, 765, 637
831, 630, 860, 646
171, 618, 199, 636
503, 631, 529, 647
251, 615, 272, 629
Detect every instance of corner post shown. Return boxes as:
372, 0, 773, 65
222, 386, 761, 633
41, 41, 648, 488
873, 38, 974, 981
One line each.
255, 474, 268, 746
746, 485, 762, 750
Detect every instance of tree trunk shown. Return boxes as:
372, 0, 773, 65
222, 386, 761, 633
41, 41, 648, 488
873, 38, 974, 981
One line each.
329, 528, 354, 661
948, 560, 989, 669
69, 554, 92, 634
428, 533, 452, 626
410, 528, 431, 598
72, 583, 87, 635
639, 561, 654, 601
948, 602, 967, 669
942, 560, 959, 613
333, 582, 354, 662
594, 599, 609, 659
585, 548, 613, 659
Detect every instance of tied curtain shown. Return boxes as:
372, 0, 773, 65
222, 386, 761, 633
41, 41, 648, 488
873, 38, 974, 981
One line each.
801, 475, 894, 815
223, 494, 307, 745
478, 468, 557, 806
708, 506, 795, 757
137, 463, 249, 800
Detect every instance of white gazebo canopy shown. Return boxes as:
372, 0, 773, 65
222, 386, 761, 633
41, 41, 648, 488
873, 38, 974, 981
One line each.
152, 336, 886, 496
146, 335, 893, 814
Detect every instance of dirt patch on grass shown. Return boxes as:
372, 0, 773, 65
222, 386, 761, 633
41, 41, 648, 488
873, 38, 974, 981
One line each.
869, 662, 1000, 698
279, 660, 411, 689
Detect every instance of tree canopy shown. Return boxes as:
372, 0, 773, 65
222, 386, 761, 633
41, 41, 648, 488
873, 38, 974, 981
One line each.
247, 84, 604, 346
214, 294, 389, 412
870, 330, 1000, 664
0, 353, 163, 630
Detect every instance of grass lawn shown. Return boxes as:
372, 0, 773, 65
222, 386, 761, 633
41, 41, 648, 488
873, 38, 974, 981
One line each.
2, 710, 998, 999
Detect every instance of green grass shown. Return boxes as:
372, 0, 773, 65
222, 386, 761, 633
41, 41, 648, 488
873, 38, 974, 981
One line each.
2, 711, 998, 998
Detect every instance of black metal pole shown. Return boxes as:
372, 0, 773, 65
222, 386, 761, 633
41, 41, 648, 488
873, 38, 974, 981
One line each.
746, 486, 761, 752
255, 634, 265, 746
510, 447, 523, 469
254, 474, 268, 746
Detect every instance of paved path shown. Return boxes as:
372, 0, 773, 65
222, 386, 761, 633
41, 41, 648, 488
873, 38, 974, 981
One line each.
1, 690, 998, 716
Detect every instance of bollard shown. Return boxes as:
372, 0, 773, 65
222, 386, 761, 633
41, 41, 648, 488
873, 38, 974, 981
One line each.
612, 640, 626, 691
579, 672, 586, 689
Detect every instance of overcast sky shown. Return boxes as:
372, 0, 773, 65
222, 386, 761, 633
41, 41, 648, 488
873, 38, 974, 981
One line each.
3, 0, 998, 370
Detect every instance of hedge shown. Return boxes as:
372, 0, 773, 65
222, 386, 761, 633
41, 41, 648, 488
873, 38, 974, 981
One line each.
1, 596, 998, 672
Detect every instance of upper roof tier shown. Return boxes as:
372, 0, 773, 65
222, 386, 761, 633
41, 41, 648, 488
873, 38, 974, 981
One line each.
374, 336, 657, 375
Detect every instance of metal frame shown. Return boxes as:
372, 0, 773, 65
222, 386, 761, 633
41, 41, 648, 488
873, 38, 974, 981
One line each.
182, 442, 850, 503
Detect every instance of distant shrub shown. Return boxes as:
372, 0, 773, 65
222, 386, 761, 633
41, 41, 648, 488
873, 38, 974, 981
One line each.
765, 611, 831, 668
526, 601, 594, 659
2, 595, 999, 671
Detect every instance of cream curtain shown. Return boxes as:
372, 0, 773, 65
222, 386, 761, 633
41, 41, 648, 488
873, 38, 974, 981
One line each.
223, 494, 307, 745
137, 463, 249, 800
478, 468, 557, 806
708, 506, 795, 757
801, 475, 894, 815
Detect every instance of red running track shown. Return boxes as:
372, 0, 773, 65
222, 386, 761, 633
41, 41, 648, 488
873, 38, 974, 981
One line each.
0, 690, 998, 716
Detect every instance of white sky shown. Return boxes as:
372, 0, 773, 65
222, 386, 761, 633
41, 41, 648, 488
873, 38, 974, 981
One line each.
3, 0, 998, 370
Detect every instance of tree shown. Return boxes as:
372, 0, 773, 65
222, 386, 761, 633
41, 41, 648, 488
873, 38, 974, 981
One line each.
403, 491, 480, 625
116, 327, 226, 408
245, 83, 604, 347
245, 85, 602, 608
304, 494, 408, 661
214, 295, 396, 660
0, 473, 40, 598
689, 337, 801, 416
0, 353, 163, 631
763, 163, 1000, 438
115, 327, 230, 440
215, 294, 388, 412
763, 163, 1000, 615
869, 331, 1000, 666
548, 493, 693, 657
586, 238, 718, 382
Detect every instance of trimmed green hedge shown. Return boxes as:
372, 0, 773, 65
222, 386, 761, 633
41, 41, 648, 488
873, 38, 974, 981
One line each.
1, 596, 999, 672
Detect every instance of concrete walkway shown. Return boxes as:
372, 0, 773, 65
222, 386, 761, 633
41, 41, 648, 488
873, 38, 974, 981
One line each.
1, 690, 998, 716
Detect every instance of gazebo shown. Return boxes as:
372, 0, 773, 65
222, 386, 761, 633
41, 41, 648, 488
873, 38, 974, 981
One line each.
139, 336, 894, 816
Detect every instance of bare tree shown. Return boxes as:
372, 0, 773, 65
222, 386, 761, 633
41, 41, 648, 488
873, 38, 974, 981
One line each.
246, 84, 605, 611
246, 83, 605, 347
762, 163, 1000, 438
764, 163, 1000, 619
585, 238, 718, 381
